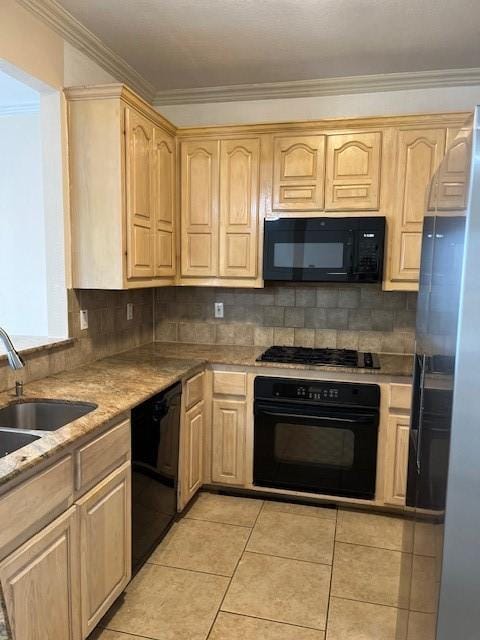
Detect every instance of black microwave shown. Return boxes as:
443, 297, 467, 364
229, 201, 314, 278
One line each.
263, 216, 385, 283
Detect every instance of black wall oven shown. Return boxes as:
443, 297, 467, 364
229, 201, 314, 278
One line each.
263, 216, 385, 282
254, 377, 380, 500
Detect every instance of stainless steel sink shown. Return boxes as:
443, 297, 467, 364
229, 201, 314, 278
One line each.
0, 431, 40, 457
0, 400, 97, 431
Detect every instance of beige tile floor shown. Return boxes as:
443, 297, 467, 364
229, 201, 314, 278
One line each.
92, 492, 436, 640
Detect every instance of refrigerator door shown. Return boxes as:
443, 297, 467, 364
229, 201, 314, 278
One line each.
436, 112, 480, 639
404, 119, 473, 640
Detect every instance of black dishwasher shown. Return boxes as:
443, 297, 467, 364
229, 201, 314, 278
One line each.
131, 382, 181, 571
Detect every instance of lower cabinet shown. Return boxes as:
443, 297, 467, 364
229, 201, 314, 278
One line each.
211, 398, 246, 486
77, 462, 131, 637
384, 414, 410, 506
0, 507, 81, 640
179, 400, 205, 509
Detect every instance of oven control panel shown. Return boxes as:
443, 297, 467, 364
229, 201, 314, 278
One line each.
296, 386, 339, 400
255, 377, 380, 409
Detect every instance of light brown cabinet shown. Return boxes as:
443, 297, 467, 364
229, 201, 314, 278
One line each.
272, 135, 326, 211
180, 139, 220, 277
180, 137, 261, 284
0, 419, 132, 640
0, 507, 81, 640
325, 131, 382, 211
384, 414, 410, 506
435, 127, 471, 211
211, 399, 246, 486
77, 463, 131, 637
180, 400, 205, 509
387, 128, 446, 286
67, 85, 177, 289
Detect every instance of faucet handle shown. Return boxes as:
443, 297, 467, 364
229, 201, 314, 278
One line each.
15, 381, 24, 397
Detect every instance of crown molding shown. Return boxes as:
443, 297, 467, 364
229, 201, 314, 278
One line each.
153, 67, 480, 106
0, 103, 39, 117
16, 0, 156, 102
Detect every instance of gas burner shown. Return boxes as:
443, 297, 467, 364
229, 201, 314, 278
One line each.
257, 346, 380, 369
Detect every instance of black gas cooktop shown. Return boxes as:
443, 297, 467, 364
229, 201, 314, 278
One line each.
257, 346, 380, 369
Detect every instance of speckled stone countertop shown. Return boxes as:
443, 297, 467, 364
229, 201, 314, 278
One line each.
0, 342, 413, 491
0, 347, 206, 490
152, 342, 414, 378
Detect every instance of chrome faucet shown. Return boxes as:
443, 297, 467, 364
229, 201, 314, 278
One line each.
0, 326, 25, 370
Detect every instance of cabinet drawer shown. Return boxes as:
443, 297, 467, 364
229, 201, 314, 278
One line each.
75, 419, 130, 494
213, 371, 247, 397
0, 456, 73, 559
390, 384, 412, 411
185, 372, 205, 409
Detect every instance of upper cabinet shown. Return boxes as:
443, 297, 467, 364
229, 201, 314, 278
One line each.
181, 139, 219, 277
385, 128, 446, 288
67, 84, 470, 291
272, 135, 325, 211
180, 136, 261, 285
67, 85, 177, 289
325, 132, 382, 211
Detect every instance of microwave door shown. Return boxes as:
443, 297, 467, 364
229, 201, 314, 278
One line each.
264, 228, 353, 281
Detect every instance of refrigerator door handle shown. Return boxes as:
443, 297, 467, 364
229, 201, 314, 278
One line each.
416, 355, 427, 472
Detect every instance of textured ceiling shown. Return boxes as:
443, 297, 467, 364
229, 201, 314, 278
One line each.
57, 0, 480, 91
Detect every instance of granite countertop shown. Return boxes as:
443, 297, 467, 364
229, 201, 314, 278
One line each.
151, 342, 414, 378
0, 342, 413, 491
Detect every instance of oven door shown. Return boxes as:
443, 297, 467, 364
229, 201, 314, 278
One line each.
263, 222, 354, 281
254, 401, 378, 499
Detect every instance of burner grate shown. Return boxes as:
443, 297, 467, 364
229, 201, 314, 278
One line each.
257, 346, 379, 369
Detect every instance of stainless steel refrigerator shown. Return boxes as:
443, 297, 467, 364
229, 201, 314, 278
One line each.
403, 108, 480, 639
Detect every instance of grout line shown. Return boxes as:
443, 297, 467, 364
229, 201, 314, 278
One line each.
184, 514, 253, 529
324, 505, 339, 635
243, 549, 333, 568
205, 501, 265, 639
144, 560, 233, 579
103, 624, 162, 640
328, 594, 410, 612
215, 610, 327, 634
334, 539, 415, 555
145, 559, 233, 579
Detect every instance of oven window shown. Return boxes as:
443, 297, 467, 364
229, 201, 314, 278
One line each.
273, 242, 344, 269
274, 423, 354, 468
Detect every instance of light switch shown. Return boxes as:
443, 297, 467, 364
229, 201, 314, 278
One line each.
79, 309, 89, 331
214, 302, 224, 318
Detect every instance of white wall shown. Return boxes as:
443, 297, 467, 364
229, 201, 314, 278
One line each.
63, 42, 116, 86
159, 85, 480, 127
0, 112, 49, 336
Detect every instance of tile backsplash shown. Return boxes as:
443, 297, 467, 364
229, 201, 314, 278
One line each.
0, 289, 153, 393
154, 284, 417, 354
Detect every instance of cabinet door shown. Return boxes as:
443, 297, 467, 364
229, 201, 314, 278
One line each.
435, 127, 470, 211
325, 131, 382, 210
180, 400, 204, 508
153, 126, 176, 277
0, 507, 80, 640
125, 108, 155, 279
384, 415, 410, 506
273, 135, 325, 211
77, 463, 131, 637
181, 139, 219, 276
390, 128, 446, 283
219, 138, 260, 278
211, 399, 246, 486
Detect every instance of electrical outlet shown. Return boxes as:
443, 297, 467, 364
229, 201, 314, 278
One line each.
126, 303, 134, 321
79, 309, 89, 331
214, 302, 224, 318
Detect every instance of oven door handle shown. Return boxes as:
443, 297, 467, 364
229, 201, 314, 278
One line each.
256, 408, 375, 424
